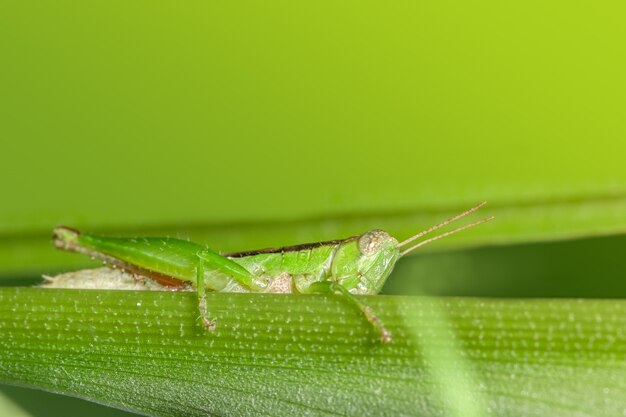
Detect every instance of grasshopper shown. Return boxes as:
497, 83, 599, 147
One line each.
52, 202, 492, 342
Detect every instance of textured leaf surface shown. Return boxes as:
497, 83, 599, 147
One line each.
1, 288, 624, 417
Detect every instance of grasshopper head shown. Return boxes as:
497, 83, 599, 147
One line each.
331, 202, 494, 295
332, 230, 401, 295
355, 230, 401, 294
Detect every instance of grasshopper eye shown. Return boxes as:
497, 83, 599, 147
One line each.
358, 230, 390, 256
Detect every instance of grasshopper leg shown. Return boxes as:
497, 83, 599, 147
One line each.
194, 248, 261, 332
195, 258, 216, 331
196, 248, 263, 290
308, 281, 391, 343
331, 283, 392, 343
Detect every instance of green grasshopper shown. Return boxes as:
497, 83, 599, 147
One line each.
52, 202, 492, 342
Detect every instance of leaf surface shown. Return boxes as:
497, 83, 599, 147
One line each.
1, 288, 624, 417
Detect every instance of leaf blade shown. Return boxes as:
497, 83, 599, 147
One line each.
1, 288, 625, 416
3, 193, 626, 277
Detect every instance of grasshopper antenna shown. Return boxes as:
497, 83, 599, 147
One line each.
397, 201, 487, 248
399, 216, 494, 256
397, 201, 492, 256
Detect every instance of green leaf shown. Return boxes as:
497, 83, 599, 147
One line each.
4, 193, 626, 278
1, 287, 625, 417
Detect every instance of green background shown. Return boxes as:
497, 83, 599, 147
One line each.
1, 1, 625, 416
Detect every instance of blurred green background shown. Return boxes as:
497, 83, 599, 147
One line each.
1, 1, 625, 415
